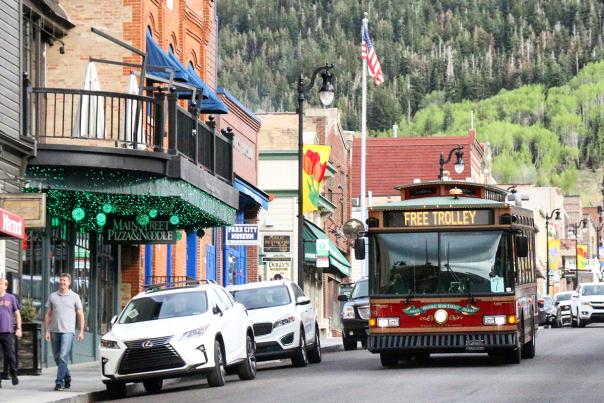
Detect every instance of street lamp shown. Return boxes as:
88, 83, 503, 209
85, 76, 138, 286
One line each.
438, 145, 464, 180
569, 218, 588, 289
297, 64, 335, 290
544, 208, 561, 295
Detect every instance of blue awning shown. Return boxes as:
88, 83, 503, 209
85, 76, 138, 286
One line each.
185, 65, 229, 114
233, 177, 269, 210
145, 31, 228, 114
145, 31, 188, 82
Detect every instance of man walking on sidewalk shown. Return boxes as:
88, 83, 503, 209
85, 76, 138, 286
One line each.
44, 273, 85, 391
0, 277, 22, 388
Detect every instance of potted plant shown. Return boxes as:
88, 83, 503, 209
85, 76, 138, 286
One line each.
17, 298, 42, 375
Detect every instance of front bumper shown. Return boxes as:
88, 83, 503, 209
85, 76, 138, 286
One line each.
578, 307, 604, 322
367, 332, 517, 354
342, 318, 369, 342
101, 336, 214, 383
253, 322, 300, 361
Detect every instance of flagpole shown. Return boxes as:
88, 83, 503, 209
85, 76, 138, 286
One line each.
360, 13, 368, 277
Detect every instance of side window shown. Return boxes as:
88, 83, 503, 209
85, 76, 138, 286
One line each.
212, 289, 227, 311
291, 283, 304, 299
218, 288, 234, 308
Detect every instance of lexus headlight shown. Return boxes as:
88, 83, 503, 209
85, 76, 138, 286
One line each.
181, 324, 209, 340
100, 339, 120, 349
342, 306, 355, 319
274, 315, 296, 329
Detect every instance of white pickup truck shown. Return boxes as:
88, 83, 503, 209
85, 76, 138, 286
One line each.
571, 282, 604, 328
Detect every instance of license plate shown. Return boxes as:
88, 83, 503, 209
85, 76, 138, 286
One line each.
465, 339, 486, 351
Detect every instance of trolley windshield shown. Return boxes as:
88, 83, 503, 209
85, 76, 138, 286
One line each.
370, 231, 514, 296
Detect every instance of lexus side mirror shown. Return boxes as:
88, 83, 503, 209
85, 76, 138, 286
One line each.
354, 238, 365, 260
337, 294, 349, 302
110, 315, 118, 325
212, 305, 223, 316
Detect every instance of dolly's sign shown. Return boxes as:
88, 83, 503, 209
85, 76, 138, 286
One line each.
385, 210, 493, 227
105, 218, 176, 244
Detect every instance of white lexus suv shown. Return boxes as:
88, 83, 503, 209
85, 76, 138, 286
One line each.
571, 282, 604, 328
228, 280, 321, 367
100, 281, 256, 398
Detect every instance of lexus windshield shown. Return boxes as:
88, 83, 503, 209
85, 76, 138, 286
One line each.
119, 291, 208, 324
369, 231, 514, 296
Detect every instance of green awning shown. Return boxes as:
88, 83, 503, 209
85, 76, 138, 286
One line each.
303, 219, 351, 277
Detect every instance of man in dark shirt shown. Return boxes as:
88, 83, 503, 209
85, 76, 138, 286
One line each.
0, 277, 22, 388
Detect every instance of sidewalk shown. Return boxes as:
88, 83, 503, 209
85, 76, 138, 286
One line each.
2, 337, 343, 403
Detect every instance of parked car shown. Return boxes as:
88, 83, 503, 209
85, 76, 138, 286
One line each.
537, 296, 556, 326
552, 291, 573, 327
338, 277, 369, 350
571, 282, 604, 328
100, 281, 256, 398
227, 280, 321, 367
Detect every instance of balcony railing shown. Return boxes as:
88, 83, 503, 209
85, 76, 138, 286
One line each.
25, 84, 233, 183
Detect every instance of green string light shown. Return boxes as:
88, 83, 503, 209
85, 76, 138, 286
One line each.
149, 209, 158, 219
102, 203, 114, 214
169, 215, 180, 225
51, 217, 60, 227
136, 214, 150, 226
176, 231, 182, 241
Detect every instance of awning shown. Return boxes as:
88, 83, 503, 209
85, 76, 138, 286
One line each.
233, 176, 269, 210
303, 220, 351, 277
145, 31, 189, 82
185, 65, 229, 114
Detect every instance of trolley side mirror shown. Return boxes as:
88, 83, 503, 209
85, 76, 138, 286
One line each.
516, 236, 528, 258
354, 238, 365, 260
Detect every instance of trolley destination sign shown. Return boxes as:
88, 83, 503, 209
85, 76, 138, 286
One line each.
105, 218, 177, 244
384, 209, 493, 227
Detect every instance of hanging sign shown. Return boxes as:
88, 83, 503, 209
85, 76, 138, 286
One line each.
0, 193, 46, 228
316, 239, 330, 257
104, 217, 176, 244
226, 224, 259, 246
316, 255, 329, 268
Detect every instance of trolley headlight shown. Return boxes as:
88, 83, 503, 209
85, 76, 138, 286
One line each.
342, 306, 355, 319
434, 309, 449, 324
376, 317, 399, 328
483, 315, 507, 326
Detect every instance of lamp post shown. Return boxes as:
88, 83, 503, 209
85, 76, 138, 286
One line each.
438, 145, 464, 180
569, 218, 588, 289
544, 208, 561, 295
297, 64, 335, 290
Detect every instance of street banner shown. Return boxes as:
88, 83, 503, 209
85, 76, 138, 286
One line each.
302, 145, 331, 213
548, 239, 560, 271
577, 244, 588, 270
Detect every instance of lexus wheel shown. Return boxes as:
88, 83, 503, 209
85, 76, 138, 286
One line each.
207, 339, 226, 387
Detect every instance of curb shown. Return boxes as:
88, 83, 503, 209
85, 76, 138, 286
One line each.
37, 344, 345, 403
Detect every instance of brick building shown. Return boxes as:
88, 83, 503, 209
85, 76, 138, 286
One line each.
19, 0, 264, 365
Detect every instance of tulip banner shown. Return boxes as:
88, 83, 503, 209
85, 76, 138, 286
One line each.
302, 145, 331, 213
577, 244, 587, 270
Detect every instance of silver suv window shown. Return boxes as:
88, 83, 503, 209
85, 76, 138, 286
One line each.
119, 291, 207, 324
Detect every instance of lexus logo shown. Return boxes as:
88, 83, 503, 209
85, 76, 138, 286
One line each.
141, 340, 154, 349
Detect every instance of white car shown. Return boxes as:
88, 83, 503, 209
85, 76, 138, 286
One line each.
552, 291, 573, 327
100, 281, 256, 398
571, 282, 604, 328
227, 280, 321, 367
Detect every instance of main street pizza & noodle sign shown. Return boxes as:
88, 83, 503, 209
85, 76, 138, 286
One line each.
105, 217, 177, 244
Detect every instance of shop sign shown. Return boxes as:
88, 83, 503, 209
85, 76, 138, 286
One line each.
263, 235, 290, 253
226, 224, 259, 245
316, 239, 329, 257
316, 255, 329, 268
105, 217, 176, 244
266, 258, 291, 280
0, 193, 46, 228
0, 207, 25, 240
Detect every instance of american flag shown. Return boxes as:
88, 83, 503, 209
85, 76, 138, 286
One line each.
361, 25, 384, 86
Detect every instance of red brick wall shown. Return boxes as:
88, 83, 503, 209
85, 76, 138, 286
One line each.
120, 245, 145, 298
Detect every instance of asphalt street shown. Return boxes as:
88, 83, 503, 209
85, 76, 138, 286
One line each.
113, 325, 604, 403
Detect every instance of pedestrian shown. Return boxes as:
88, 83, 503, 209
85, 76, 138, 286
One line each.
273, 273, 283, 280
0, 277, 21, 388
44, 273, 85, 391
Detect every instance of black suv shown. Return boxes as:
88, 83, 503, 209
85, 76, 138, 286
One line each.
338, 278, 369, 350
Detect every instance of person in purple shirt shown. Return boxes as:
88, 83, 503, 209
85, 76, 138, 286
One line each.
0, 277, 22, 388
